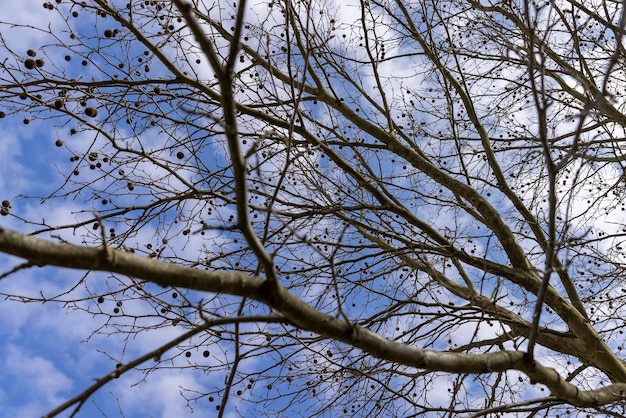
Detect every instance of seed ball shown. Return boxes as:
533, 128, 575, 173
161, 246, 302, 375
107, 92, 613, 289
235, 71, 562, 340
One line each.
81, 60, 88, 66
23, 118, 30, 124
24, 59, 36, 69
35, 58, 44, 68
185, 351, 191, 358
64, 55, 71, 61
55, 139, 63, 147
27, 49, 36, 57
72, 11, 78, 17
70, 128, 76, 135
176, 151, 184, 159
73, 169, 79, 176
203, 350, 209, 357
1, 200, 10, 208
19, 93, 27, 100
113, 307, 120, 314
54, 100, 63, 108
0, 111, 5, 118
104, 29, 114, 38
85, 107, 98, 117
0, 207, 8, 216
97, 296, 104, 303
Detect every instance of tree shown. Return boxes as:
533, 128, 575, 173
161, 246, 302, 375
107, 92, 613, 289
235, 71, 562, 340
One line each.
1, 0, 626, 416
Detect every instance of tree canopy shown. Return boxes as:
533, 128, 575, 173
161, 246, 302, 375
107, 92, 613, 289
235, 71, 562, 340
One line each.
2, 0, 626, 416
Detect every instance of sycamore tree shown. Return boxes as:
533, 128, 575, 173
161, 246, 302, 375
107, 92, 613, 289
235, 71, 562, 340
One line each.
1, 0, 626, 416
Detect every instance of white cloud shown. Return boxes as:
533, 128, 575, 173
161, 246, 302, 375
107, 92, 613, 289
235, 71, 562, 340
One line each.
0, 344, 73, 418
112, 369, 215, 417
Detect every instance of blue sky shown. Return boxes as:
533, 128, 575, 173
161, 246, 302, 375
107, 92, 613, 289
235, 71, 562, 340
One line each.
0, 1, 364, 416
0, 1, 237, 416
3, 0, 626, 417
0, 5, 412, 418
0, 0, 566, 416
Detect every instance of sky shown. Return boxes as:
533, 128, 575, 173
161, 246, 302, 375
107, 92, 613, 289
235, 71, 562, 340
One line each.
0, 1, 239, 417
2, 0, 626, 417
0, 0, 361, 416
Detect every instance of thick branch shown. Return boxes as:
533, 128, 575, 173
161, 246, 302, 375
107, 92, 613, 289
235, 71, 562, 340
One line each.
0, 227, 624, 407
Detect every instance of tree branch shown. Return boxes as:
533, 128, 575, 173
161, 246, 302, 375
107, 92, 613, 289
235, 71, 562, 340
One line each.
0, 226, 625, 408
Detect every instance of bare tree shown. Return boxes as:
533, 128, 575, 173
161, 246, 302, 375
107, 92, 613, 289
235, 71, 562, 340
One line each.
2, 0, 626, 416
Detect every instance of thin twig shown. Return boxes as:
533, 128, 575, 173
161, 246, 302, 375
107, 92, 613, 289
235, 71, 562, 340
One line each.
43, 314, 287, 418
